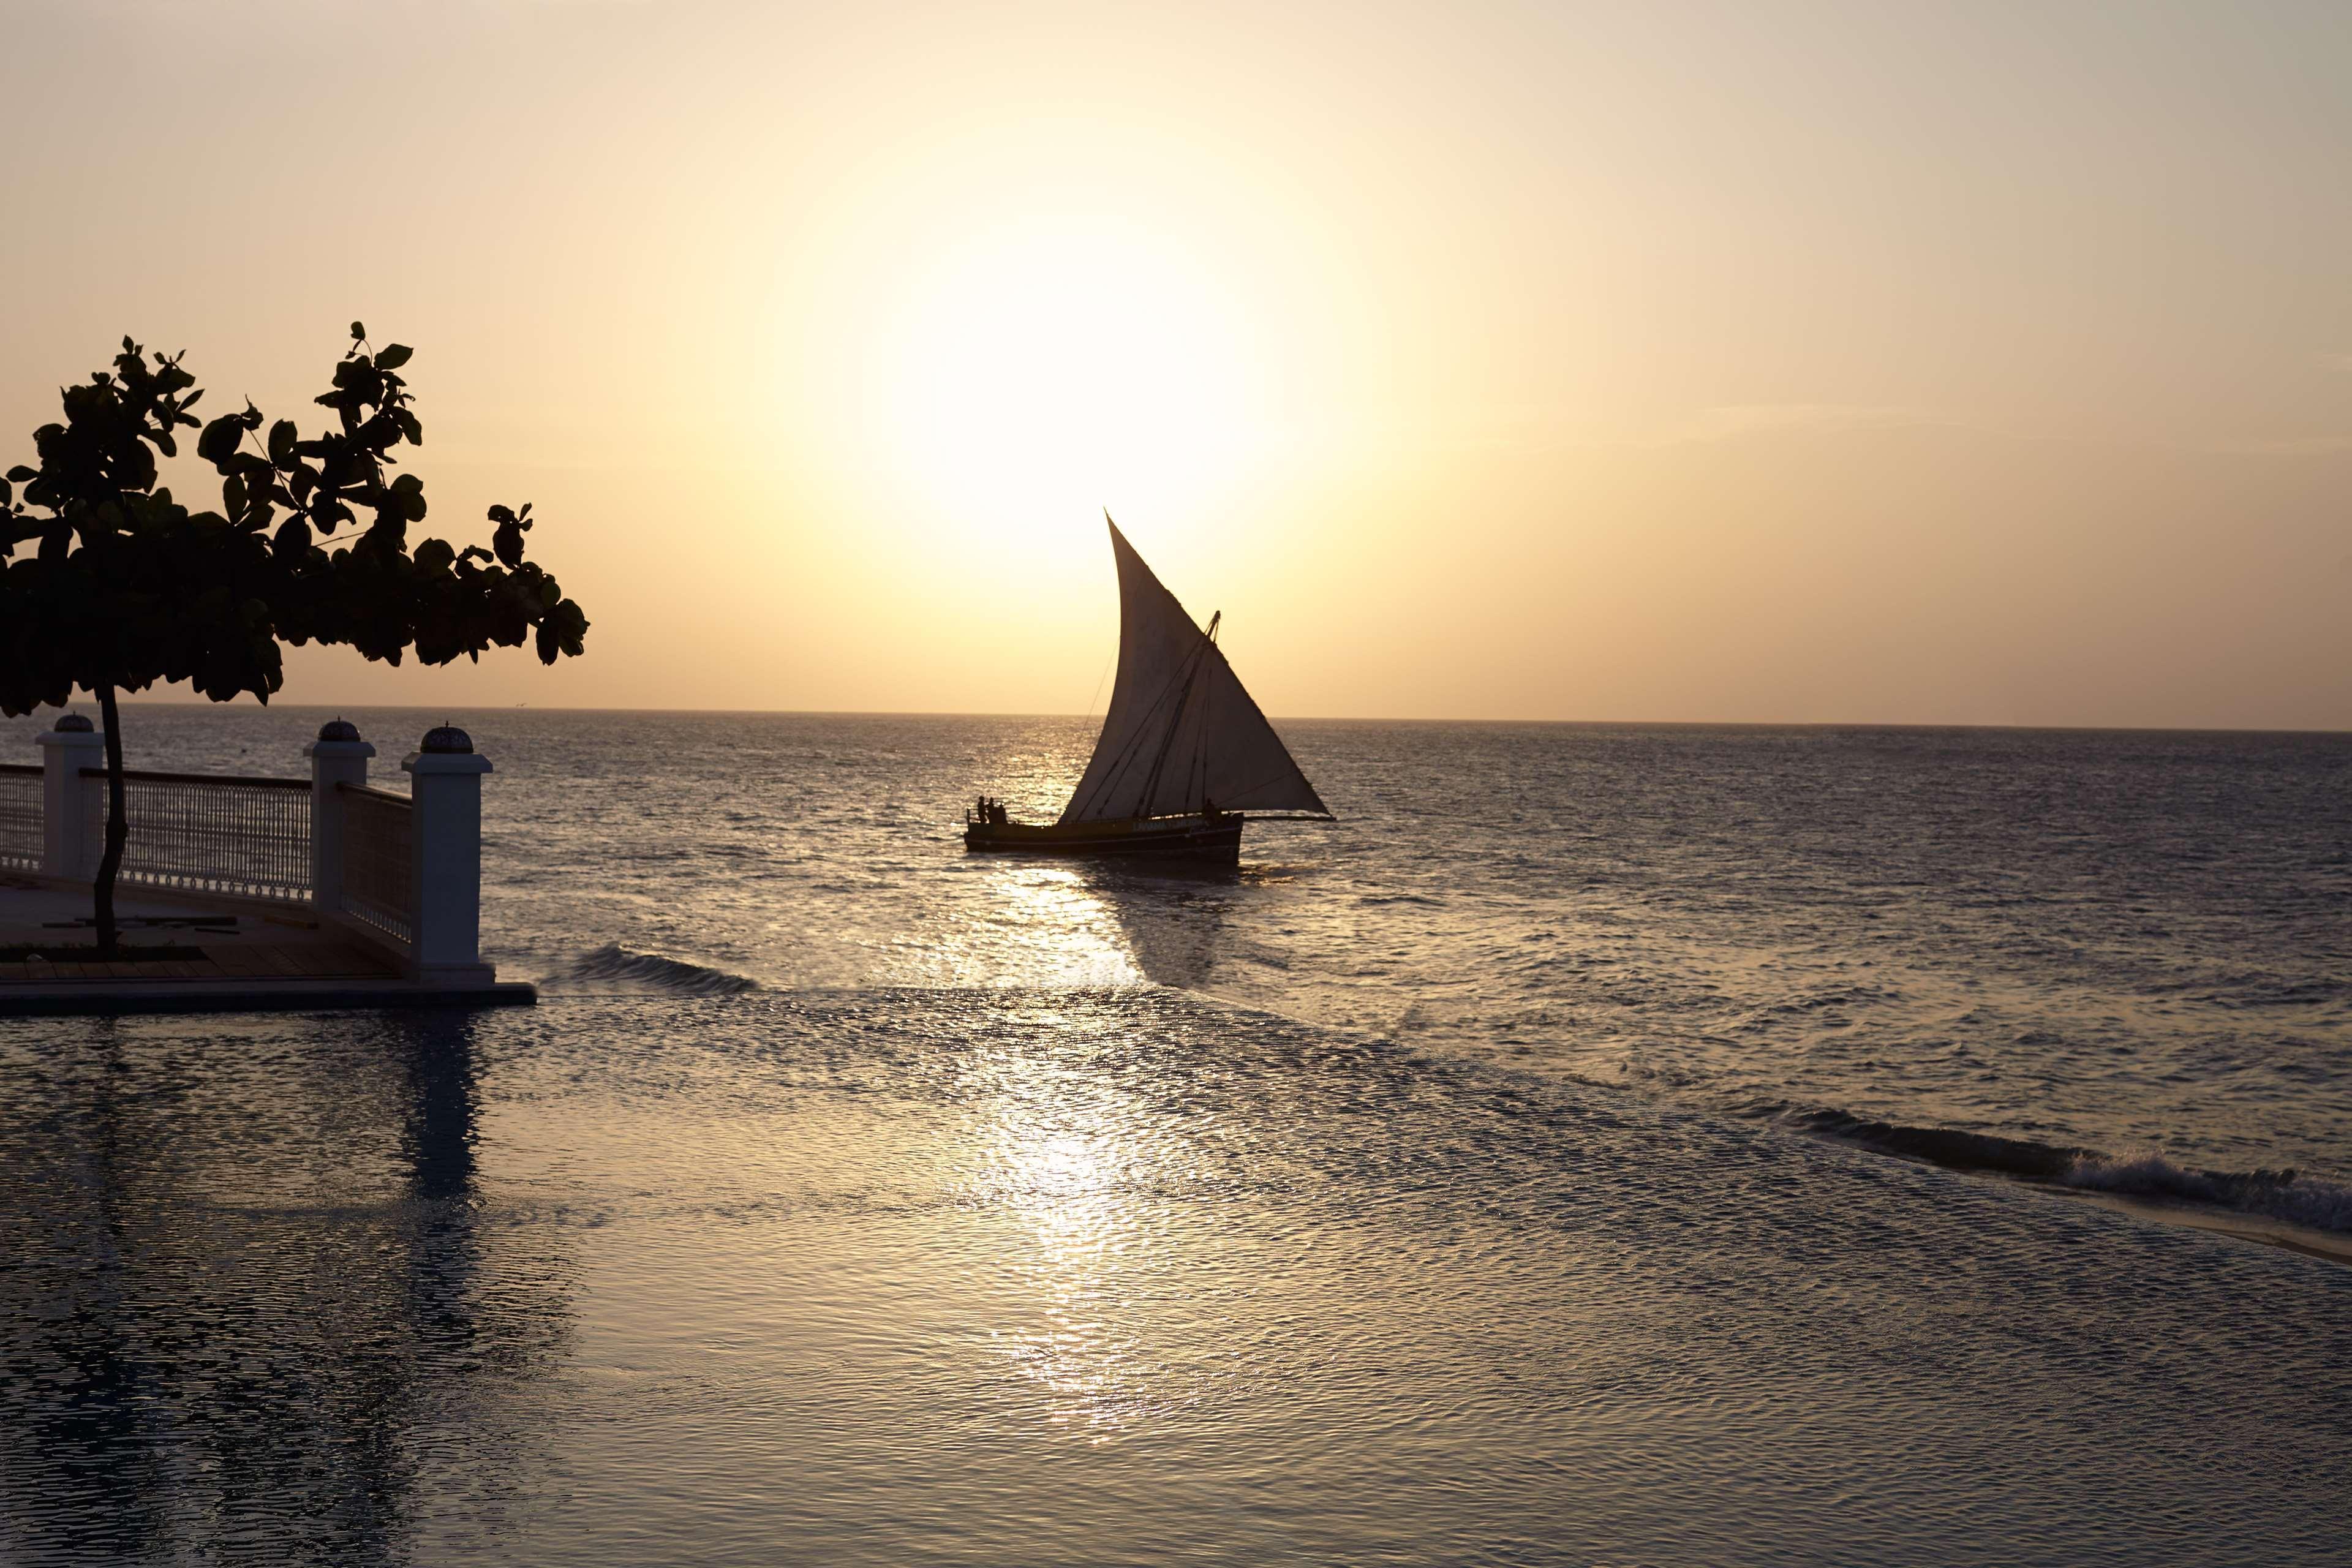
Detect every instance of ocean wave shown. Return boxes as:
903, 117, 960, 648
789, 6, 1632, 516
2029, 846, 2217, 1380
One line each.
2062, 1153, 2352, 1234
549, 944, 761, 997
1771, 1106, 2352, 1237
1776, 1107, 2082, 1182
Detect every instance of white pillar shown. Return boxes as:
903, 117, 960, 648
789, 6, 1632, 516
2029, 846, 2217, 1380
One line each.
304, 719, 375, 914
402, 725, 494, 987
34, 714, 104, 880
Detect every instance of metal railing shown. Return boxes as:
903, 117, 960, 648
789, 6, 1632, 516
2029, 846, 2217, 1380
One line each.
0, 764, 40, 872
80, 767, 312, 902
339, 782, 416, 945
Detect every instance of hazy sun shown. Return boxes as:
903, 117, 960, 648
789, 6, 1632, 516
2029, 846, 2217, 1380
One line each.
867, 220, 1267, 541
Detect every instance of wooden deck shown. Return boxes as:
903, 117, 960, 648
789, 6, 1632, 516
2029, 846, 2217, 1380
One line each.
0, 877, 530, 1014
0, 940, 399, 989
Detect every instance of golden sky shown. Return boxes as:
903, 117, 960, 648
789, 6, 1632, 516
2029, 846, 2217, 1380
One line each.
4, 1, 2347, 727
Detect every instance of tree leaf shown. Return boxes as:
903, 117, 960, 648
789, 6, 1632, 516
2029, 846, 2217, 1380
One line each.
197, 415, 244, 466
375, 344, 412, 370
391, 472, 428, 522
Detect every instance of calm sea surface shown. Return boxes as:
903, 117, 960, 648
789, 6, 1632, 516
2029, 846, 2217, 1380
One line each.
4, 707, 2349, 1564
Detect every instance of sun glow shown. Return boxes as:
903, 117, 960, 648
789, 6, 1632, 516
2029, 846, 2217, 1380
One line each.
861, 221, 1270, 543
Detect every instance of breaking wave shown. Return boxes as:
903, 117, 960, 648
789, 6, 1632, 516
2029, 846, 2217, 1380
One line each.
1773, 1106, 2352, 1237
1777, 1107, 2084, 1182
551, 944, 761, 997
2062, 1153, 2352, 1235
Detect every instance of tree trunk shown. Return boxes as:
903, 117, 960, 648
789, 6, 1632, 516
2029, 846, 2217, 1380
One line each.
93, 684, 128, 957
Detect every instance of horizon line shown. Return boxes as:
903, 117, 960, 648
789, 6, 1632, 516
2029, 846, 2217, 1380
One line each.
40, 699, 2352, 740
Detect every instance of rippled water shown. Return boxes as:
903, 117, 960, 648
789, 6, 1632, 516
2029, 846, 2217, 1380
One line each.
3, 707, 2349, 1563
18, 707, 2346, 1181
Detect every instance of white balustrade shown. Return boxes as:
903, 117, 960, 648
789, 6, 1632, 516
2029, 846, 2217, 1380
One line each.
35, 716, 102, 878
339, 784, 417, 946
79, 769, 312, 900
402, 728, 495, 986
19, 715, 499, 988
0, 763, 40, 870
305, 720, 374, 915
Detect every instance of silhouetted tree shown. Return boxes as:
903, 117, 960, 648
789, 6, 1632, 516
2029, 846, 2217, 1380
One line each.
1, 326, 589, 952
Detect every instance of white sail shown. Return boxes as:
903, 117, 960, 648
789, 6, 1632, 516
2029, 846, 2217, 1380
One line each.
1061, 519, 1332, 824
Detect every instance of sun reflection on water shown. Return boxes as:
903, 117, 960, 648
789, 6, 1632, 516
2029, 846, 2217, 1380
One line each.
924, 862, 1147, 989
978, 1045, 1178, 1442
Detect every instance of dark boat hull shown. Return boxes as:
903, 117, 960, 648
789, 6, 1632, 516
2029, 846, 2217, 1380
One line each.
963, 813, 1244, 864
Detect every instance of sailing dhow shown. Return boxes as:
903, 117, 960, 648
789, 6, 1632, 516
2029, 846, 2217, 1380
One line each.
963, 516, 1335, 864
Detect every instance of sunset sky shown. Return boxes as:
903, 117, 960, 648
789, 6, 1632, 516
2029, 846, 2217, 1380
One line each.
4, 0, 2347, 728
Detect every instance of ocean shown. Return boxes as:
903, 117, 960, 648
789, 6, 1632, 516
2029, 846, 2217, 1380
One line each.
4, 707, 2349, 1564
